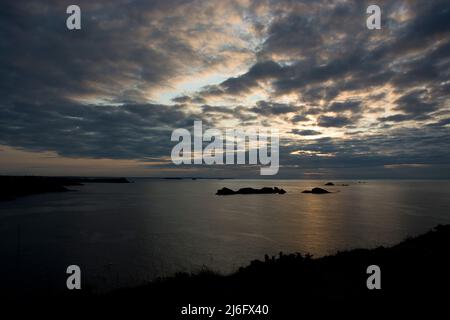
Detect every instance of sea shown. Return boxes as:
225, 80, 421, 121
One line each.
1, 179, 450, 294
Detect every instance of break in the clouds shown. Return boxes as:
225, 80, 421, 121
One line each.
0, 0, 449, 178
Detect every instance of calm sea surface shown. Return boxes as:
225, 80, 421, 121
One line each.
1, 179, 450, 294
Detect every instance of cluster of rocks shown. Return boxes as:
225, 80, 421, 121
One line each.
216, 187, 286, 195
216, 181, 360, 196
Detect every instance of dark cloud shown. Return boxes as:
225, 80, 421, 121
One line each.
199, 60, 283, 97
0, 100, 202, 160
301, 86, 340, 104
171, 96, 192, 104
290, 114, 310, 123
394, 90, 438, 115
378, 114, 413, 123
201, 105, 235, 114
328, 101, 362, 113
0, 0, 239, 104
172, 95, 206, 104
378, 89, 442, 123
291, 129, 321, 136
250, 101, 300, 116
201, 105, 257, 123
317, 115, 353, 128
281, 125, 450, 173
426, 118, 450, 128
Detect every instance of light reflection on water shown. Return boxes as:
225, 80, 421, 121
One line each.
1, 179, 450, 293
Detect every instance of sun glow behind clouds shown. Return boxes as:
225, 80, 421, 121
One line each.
0, 0, 449, 177
157, 73, 235, 105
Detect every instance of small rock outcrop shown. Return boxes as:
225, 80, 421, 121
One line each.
325, 182, 349, 186
302, 187, 331, 194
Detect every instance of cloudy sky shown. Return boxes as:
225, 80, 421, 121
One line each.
0, 0, 449, 178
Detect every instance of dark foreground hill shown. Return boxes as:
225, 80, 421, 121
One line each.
6, 224, 450, 318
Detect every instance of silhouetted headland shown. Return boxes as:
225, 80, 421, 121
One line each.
0, 176, 130, 201
12, 224, 449, 317
216, 187, 286, 195
302, 187, 331, 194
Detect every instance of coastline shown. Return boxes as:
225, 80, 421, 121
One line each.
0, 176, 130, 201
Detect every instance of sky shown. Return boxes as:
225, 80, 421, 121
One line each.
0, 0, 449, 178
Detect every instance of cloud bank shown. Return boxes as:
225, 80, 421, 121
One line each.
1, 0, 449, 177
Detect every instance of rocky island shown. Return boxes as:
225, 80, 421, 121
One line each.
216, 187, 286, 195
302, 187, 331, 194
